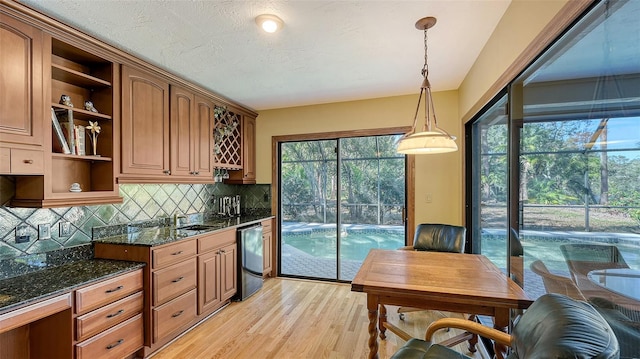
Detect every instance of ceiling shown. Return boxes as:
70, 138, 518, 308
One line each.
21, 0, 511, 111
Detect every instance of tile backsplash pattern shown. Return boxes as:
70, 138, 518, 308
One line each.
0, 182, 271, 259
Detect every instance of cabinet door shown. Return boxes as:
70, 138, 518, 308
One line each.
0, 14, 43, 146
220, 243, 237, 301
197, 250, 221, 314
121, 66, 169, 176
170, 85, 194, 177
262, 231, 272, 277
193, 95, 214, 178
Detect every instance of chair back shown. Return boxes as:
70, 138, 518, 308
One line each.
530, 260, 587, 301
511, 293, 619, 359
560, 243, 629, 288
413, 224, 466, 253
509, 228, 524, 288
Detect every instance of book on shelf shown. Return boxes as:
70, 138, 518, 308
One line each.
56, 108, 75, 155
74, 125, 86, 156
51, 108, 71, 154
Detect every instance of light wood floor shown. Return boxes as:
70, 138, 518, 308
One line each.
152, 278, 490, 359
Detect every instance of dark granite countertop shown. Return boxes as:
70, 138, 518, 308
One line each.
94, 215, 274, 247
0, 259, 144, 315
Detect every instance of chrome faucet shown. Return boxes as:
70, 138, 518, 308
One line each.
174, 212, 188, 227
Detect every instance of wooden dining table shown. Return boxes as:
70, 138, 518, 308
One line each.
351, 249, 533, 359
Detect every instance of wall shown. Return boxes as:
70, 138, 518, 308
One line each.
255, 0, 573, 229
0, 177, 270, 259
256, 91, 462, 227
458, 0, 571, 120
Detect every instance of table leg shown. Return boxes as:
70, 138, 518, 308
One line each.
366, 295, 379, 359
378, 304, 387, 339
493, 309, 510, 359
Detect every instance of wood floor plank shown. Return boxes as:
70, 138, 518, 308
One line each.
151, 278, 490, 359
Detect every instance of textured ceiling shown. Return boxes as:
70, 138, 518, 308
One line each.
21, 0, 511, 111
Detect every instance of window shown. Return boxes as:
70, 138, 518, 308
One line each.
470, 2, 640, 355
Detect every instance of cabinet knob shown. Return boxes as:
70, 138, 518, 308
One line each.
163, 170, 171, 175
23, 159, 34, 164
194, 171, 199, 175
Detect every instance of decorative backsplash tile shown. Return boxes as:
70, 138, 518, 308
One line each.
0, 182, 271, 259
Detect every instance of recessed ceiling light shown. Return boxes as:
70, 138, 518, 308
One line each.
256, 14, 284, 33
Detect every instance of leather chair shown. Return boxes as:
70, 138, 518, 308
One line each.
399, 223, 466, 253
531, 260, 639, 358
396, 223, 466, 320
385, 224, 473, 350
390, 293, 620, 359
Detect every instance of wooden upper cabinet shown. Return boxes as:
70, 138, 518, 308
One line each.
0, 13, 44, 147
169, 86, 214, 180
120, 65, 170, 177
169, 85, 194, 177
193, 95, 214, 179
226, 116, 256, 184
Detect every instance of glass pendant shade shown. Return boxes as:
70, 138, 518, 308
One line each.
397, 131, 457, 154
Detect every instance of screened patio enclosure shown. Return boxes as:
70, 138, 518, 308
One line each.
469, 2, 639, 356
278, 135, 406, 281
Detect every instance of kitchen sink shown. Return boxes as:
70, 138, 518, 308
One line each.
177, 224, 219, 231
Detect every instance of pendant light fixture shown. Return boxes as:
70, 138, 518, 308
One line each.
397, 16, 458, 155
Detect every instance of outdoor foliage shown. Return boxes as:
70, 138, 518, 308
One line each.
281, 136, 405, 225
481, 117, 640, 229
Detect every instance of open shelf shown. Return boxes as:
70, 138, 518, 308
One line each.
52, 63, 111, 88
51, 103, 111, 121
51, 153, 112, 162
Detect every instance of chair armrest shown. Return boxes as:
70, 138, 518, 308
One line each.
397, 246, 414, 251
425, 318, 512, 347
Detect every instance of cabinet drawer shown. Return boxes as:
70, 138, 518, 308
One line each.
153, 289, 197, 343
75, 269, 143, 315
198, 228, 236, 253
0, 148, 9, 173
153, 239, 196, 269
153, 258, 197, 305
10, 148, 43, 174
76, 291, 143, 342
76, 313, 143, 359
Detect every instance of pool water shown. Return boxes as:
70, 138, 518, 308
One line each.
282, 228, 640, 272
282, 230, 404, 261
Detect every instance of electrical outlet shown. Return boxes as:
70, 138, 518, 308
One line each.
59, 221, 72, 237
425, 193, 433, 203
38, 224, 51, 240
15, 225, 30, 243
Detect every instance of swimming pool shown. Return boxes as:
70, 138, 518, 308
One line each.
281, 224, 640, 272
282, 226, 404, 261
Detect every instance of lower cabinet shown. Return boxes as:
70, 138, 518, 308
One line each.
153, 289, 197, 342
74, 269, 144, 359
262, 219, 273, 277
94, 229, 239, 357
198, 228, 237, 314
75, 314, 143, 359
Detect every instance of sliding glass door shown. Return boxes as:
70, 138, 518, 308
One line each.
279, 135, 405, 281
